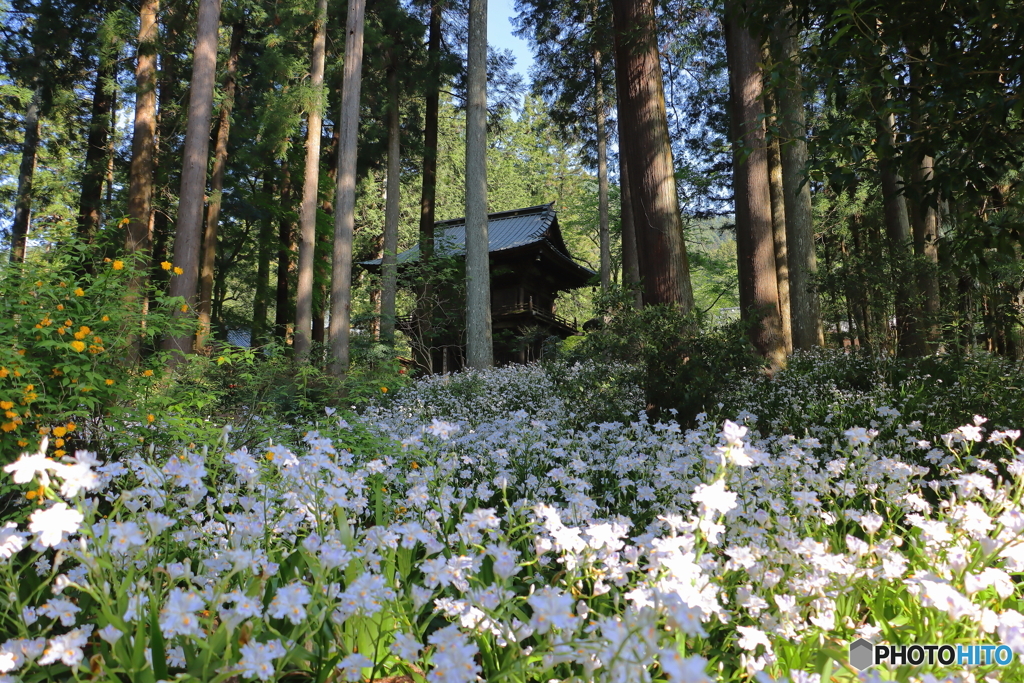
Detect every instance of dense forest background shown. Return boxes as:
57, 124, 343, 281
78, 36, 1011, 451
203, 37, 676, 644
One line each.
0, 0, 1021, 365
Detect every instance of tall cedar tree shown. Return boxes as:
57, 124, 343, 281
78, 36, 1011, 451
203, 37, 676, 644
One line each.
380, 50, 401, 344
610, 0, 694, 311
724, 5, 785, 365
772, 10, 822, 349
165, 0, 222, 359
329, 0, 367, 376
125, 0, 159, 363
76, 16, 116, 246
465, 0, 493, 368
294, 0, 330, 359
197, 21, 244, 351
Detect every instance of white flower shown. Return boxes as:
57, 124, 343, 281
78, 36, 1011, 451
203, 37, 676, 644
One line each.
268, 582, 311, 625
692, 480, 738, 516
39, 626, 92, 667
0, 523, 26, 560
336, 653, 373, 681
98, 625, 123, 645
391, 632, 421, 662
659, 649, 712, 683
237, 639, 286, 681
3, 448, 53, 484
159, 587, 205, 638
860, 512, 883, 535
736, 625, 772, 652
527, 586, 577, 634
39, 598, 80, 626
28, 503, 83, 547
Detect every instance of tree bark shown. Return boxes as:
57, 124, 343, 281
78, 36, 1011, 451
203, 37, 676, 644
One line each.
77, 49, 115, 245
276, 159, 294, 341
380, 57, 401, 345
764, 89, 792, 353
197, 21, 243, 352
329, 0, 367, 376
725, 6, 785, 366
252, 170, 275, 346
294, 0, 330, 359
610, 0, 693, 311
164, 0, 222, 360
415, 0, 443, 373
772, 11, 822, 350
618, 153, 642, 308
126, 0, 159, 363
594, 48, 610, 290
877, 109, 924, 356
465, 0, 492, 368
10, 87, 41, 264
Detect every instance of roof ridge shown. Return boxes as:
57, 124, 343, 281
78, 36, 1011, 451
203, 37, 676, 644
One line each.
433, 202, 554, 227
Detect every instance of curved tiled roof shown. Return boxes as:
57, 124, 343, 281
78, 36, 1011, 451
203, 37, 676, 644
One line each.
362, 204, 586, 267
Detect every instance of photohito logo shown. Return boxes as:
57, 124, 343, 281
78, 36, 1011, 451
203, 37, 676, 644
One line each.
848, 639, 1014, 671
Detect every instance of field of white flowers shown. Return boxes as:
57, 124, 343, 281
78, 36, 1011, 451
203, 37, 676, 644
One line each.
2, 353, 1023, 683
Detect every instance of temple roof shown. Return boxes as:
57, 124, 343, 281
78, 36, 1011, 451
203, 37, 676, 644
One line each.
361, 204, 594, 284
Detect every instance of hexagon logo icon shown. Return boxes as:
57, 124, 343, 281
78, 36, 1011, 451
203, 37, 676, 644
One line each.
849, 638, 875, 671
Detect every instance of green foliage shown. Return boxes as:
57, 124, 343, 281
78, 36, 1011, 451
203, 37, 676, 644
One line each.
0, 242, 192, 516
725, 347, 1024, 441
558, 286, 764, 424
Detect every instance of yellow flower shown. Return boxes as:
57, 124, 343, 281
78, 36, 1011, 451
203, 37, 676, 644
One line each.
0, 367, 7, 378
143, 369, 154, 377
74, 288, 85, 296
147, 414, 155, 423
101, 315, 110, 322
380, 386, 388, 393
66, 422, 75, 432
56, 304, 64, 310
173, 266, 184, 275
180, 304, 188, 312
55, 438, 64, 447
1, 422, 16, 433
70, 341, 86, 352
52, 426, 67, 437
54, 449, 66, 457
112, 260, 124, 270
105, 379, 114, 386
161, 261, 173, 270
0, 401, 12, 410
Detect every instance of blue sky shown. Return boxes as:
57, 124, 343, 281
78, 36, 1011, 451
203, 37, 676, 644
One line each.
487, 0, 534, 82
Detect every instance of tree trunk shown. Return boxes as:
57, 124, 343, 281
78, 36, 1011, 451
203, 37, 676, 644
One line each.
125, 0, 159, 363
197, 21, 243, 352
77, 50, 115, 245
877, 109, 924, 356
164, 0, 222, 360
617, 142, 642, 308
725, 6, 785, 366
276, 159, 294, 341
594, 48, 610, 290
329, 0, 367, 376
610, 0, 694, 311
252, 170, 275, 346
764, 89, 792, 353
465, 0, 492, 368
772, 11, 822, 350
10, 87, 41, 264
380, 58, 401, 345
415, 0, 443, 373
294, 0, 330, 359
910, 152, 941, 351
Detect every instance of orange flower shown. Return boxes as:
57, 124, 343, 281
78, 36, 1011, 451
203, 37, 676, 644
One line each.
56, 304, 64, 310
180, 304, 188, 312
161, 261, 173, 270
74, 288, 85, 296
0, 367, 7, 378
143, 369, 154, 377
53, 426, 67, 437
66, 423, 76, 432
380, 386, 388, 393
101, 315, 110, 322
105, 379, 114, 386
0, 401, 12, 410
173, 266, 184, 275
112, 260, 124, 270
147, 414, 155, 423
70, 341, 86, 352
